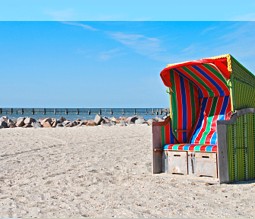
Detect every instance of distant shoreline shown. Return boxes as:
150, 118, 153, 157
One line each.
0, 107, 169, 121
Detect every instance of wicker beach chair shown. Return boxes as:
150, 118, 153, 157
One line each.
152, 54, 255, 183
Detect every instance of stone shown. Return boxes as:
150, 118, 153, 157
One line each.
0, 116, 8, 123
86, 120, 97, 126
23, 124, 32, 128
9, 124, 16, 128
51, 118, 57, 127
101, 122, 112, 127
16, 117, 25, 127
155, 117, 164, 122
42, 121, 52, 128
101, 117, 111, 125
7, 119, 16, 128
126, 116, 138, 124
40, 118, 52, 127
94, 114, 103, 125
32, 122, 42, 128
0, 121, 8, 128
24, 117, 36, 125
135, 117, 146, 124
77, 120, 87, 126
63, 120, 72, 127
72, 121, 78, 126
58, 116, 66, 123
147, 118, 156, 126
56, 123, 64, 128
119, 120, 127, 126
110, 117, 117, 123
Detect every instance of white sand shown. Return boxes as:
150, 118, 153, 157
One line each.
0, 125, 254, 218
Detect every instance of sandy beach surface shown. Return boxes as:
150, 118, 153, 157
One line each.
0, 125, 255, 218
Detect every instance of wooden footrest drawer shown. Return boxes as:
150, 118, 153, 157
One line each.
167, 151, 188, 175
195, 153, 218, 178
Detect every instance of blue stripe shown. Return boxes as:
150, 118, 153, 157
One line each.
170, 125, 175, 143
163, 144, 170, 150
190, 98, 208, 143
183, 145, 190, 151
220, 96, 229, 116
205, 146, 213, 152
211, 132, 217, 145
175, 69, 202, 96
192, 65, 225, 96
179, 76, 187, 141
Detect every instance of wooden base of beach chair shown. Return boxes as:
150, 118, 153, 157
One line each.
167, 151, 188, 175
194, 152, 218, 178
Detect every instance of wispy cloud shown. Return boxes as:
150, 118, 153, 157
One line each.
62, 21, 98, 31
99, 48, 124, 61
108, 31, 165, 60
215, 23, 255, 57
200, 26, 218, 35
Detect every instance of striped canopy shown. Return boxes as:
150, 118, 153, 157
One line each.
160, 56, 231, 97
160, 55, 233, 144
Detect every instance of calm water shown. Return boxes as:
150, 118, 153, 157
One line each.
0, 108, 169, 121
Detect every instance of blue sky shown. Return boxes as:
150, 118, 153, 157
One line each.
0, 0, 255, 21
1, 21, 255, 108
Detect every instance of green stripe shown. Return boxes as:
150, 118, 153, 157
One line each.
203, 64, 228, 85
161, 126, 165, 146
189, 81, 196, 126
172, 145, 181, 150
170, 70, 178, 138
182, 66, 214, 96
200, 98, 218, 143
194, 146, 201, 151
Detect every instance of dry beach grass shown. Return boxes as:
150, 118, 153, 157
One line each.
0, 125, 255, 218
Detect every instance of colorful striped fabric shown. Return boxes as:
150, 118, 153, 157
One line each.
191, 96, 232, 144
160, 60, 232, 149
164, 144, 217, 152
161, 121, 177, 146
170, 70, 199, 143
173, 64, 230, 97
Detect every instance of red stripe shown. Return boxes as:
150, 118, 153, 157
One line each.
188, 145, 195, 151
199, 64, 230, 95
167, 145, 174, 150
165, 123, 170, 144
212, 145, 217, 152
185, 80, 192, 133
194, 98, 213, 143
187, 65, 221, 96
200, 145, 207, 152
174, 73, 184, 142
206, 97, 224, 142
175, 67, 209, 96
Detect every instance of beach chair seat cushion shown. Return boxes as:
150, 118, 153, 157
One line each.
163, 143, 217, 152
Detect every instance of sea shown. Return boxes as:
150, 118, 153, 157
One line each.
0, 108, 169, 121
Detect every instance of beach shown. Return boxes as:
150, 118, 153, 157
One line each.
0, 125, 254, 218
